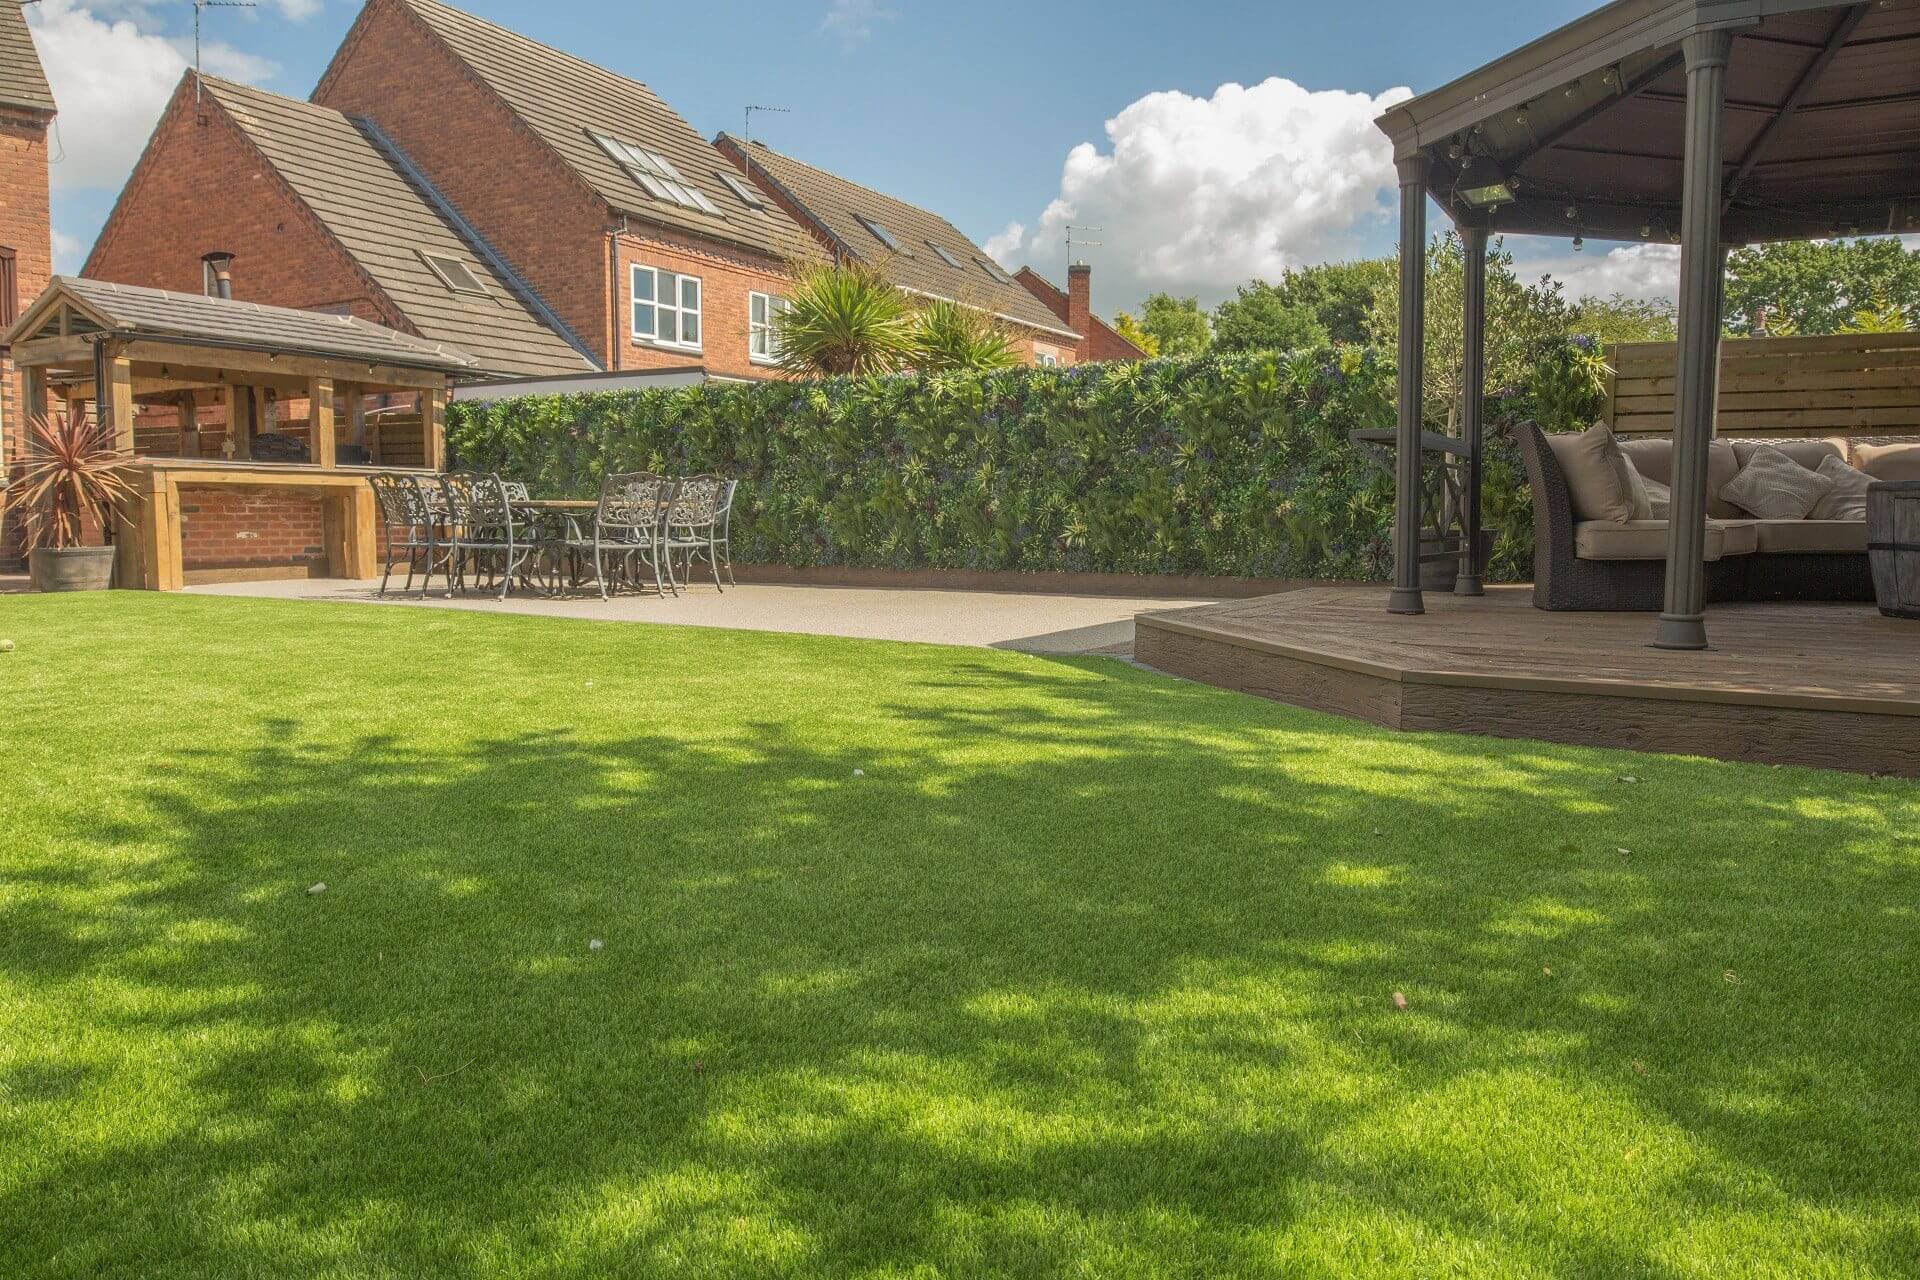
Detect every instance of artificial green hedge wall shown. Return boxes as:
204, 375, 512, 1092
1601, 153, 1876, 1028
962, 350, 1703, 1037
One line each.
448, 349, 1566, 583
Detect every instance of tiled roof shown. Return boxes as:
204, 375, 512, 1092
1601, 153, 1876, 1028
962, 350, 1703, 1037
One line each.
718, 135, 1077, 340
0, 1, 55, 115
383, 0, 816, 263
33, 276, 479, 372
202, 77, 594, 378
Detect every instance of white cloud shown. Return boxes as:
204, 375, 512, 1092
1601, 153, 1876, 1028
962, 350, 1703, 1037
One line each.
28, 0, 276, 192
821, 0, 891, 48
996, 78, 1413, 311
51, 227, 85, 274
1519, 241, 1681, 302
982, 220, 1025, 265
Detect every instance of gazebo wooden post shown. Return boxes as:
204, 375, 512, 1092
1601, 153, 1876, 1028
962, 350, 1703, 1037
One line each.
225, 384, 251, 461
308, 375, 336, 469
1654, 28, 1734, 651
1389, 152, 1430, 616
423, 387, 447, 471
1456, 220, 1489, 596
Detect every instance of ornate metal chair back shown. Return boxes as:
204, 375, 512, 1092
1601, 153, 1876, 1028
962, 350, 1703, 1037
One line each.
667, 474, 725, 528
596, 471, 672, 533
369, 472, 432, 527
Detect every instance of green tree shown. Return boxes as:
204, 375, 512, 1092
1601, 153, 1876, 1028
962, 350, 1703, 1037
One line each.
910, 297, 1021, 372
1133, 293, 1211, 357
1569, 293, 1677, 348
1723, 237, 1920, 336
1215, 259, 1396, 350
774, 259, 917, 377
1111, 311, 1159, 357
1366, 233, 1581, 429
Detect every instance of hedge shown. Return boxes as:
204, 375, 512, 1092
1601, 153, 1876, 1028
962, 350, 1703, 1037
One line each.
447, 346, 1599, 584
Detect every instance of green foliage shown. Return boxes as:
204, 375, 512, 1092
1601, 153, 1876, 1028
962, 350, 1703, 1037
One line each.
1569, 293, 1677, 347
1840, 294, 1911, 335
910, 297, 1022, 372
1214, 260, 1394, 350
774, 259, 917, 377
452, 340, 1604, 586
1723, 237, 1920, 337
1130, 293, 1212, 358
1111, 311, 1159, 357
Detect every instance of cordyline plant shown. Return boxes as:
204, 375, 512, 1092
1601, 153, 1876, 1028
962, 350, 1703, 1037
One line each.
910, 296, 1021, 372
775, 259, 917, 377
14, 414, 135, 550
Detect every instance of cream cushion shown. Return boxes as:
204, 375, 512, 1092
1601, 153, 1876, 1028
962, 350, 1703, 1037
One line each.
1623, 455, 1655, 520
1731, 437, 1847, 472
1573, 518, 1754, 561
1720, 444, 1833, 519
1750, 519, 1871, 555
1547, 423, 1639, 523
1855, 441, 1920, 482
1807, 454, 1874, 520
1641, 476, 1671, 520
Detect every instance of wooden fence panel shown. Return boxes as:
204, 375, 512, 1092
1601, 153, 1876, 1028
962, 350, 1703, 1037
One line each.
1604, 332, 1920, 438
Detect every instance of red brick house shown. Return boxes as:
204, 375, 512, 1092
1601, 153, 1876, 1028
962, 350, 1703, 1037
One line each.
87, 74, 595, 380
1013, 265, 1148, 364
311, 0, 819, 380
0, 0, 54, 563
715, 134, 1083, 366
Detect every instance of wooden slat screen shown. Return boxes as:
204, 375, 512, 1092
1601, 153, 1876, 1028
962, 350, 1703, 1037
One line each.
1605, 331, 1920, 439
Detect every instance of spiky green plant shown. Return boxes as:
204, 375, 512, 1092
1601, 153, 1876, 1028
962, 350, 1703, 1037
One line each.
14, 414, 136, 550
910, 297, 1022, 372
774, 260, 917, 377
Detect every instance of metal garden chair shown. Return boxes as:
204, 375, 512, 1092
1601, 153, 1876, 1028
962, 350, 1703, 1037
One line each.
660, 475, 738, 591
558, 471, 675, 600
367, 471, 437, 596
436, 473, 543, 599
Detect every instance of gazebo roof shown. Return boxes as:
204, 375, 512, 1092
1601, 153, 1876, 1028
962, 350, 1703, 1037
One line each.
5, 276, 482, 375
1375, 0, 1920, 244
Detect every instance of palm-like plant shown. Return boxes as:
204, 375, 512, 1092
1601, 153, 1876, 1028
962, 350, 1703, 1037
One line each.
15, 414, 136, 549
775, 260, 917, 377
910, 297, 1021, 373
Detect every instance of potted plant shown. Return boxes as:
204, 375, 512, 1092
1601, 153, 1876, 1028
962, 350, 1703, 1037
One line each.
16, 413, 135, 592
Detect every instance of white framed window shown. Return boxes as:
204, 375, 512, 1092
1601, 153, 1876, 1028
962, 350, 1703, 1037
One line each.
749, 291, 788, 363
1037, 351, 1058, 367
631, 264, 702, 349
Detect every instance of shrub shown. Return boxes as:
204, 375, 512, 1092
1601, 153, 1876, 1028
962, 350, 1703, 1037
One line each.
450, 344, 1596, 583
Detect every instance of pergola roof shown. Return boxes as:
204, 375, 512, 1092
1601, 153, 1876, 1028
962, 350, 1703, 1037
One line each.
5, 276, 481, 375
1375, 0, 1920, 244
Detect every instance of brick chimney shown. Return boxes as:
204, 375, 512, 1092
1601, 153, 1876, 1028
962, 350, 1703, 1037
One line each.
1067, 262, 1092, 359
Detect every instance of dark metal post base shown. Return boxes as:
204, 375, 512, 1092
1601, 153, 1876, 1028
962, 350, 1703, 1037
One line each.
1453, 574, 1485, 597
1652, 612, 1709, 650
1388, 587, 1426, 615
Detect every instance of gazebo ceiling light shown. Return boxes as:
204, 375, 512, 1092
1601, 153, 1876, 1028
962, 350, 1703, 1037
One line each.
1456, 156, 1516, 208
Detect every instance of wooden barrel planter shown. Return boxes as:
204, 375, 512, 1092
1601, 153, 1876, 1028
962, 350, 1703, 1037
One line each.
1868, 481, 1920, 619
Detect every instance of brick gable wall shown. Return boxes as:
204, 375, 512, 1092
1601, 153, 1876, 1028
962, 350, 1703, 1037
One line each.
312, 0, 613, 364
84, 82, 400, 327
0, 108, 52, 565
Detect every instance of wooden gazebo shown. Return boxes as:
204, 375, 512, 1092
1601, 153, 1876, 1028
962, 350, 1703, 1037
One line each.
5, 277, 479, 589
1373, 0, 1920, 648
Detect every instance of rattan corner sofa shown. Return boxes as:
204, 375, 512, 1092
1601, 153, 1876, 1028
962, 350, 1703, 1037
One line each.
1512, 420, 1920, 611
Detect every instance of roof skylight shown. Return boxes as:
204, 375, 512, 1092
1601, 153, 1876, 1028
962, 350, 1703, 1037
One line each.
926, 241, 963, 269
419, 251, 489, 296
974, 256, 1012, 285
855, 213, 911, 255
716, 169, 766, 210
588, 130, 724, 217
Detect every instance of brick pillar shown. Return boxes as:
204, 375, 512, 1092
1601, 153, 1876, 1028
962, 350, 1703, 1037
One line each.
1067, 263, 1092, 362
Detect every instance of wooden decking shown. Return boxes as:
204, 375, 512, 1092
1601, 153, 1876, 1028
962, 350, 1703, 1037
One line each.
1134, 586, 1920, 776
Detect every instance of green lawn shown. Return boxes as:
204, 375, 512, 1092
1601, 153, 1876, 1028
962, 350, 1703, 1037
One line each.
3, 593, 1917, 1279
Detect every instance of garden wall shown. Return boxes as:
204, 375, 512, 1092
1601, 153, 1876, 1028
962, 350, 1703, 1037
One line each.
449, 349, 1587, 585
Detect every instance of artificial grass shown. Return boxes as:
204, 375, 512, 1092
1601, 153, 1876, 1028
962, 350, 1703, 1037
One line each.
1, 592, 1916, 1279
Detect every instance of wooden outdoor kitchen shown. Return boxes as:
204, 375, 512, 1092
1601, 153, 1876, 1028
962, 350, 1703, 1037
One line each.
6, 274, 475, 591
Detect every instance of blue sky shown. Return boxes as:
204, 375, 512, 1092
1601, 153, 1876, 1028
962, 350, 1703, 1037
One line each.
35, 0, 1672, 316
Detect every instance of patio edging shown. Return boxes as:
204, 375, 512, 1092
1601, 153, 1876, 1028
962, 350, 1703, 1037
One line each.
728, 563, 1329, 599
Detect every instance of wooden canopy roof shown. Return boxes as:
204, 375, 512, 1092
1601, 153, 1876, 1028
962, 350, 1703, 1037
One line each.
1374, 0, 1920, 244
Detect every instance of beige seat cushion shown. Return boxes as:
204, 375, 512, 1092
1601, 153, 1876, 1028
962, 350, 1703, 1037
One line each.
1547, 423, 1638, 523
1573, 518, 1749, 561
1855, 441, 1920, 482
1808, 454, 1874, 520
1618, 437, 1743, 517
1751, 519, 1871, 555
1720, 444, 1834, 519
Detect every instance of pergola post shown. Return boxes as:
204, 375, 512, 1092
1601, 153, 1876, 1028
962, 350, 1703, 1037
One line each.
1654, 28, 1734, 651
1389, 152, 1430, 616
308, 376, 336, 469
423, 388, 447, 471
1455, 221, 1489, 597
226, 384, 251, 461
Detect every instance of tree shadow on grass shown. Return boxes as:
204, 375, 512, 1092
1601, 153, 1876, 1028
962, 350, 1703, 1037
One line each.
3, 636, 1919, 1279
